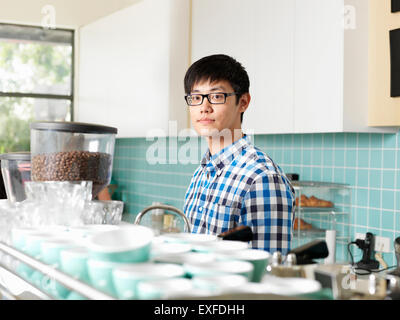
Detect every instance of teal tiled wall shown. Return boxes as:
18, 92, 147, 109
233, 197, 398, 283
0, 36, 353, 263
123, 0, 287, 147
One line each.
112, 132, 400, 266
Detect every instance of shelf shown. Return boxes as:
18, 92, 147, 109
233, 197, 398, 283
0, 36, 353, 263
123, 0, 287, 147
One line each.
292, 181, 351, 189
296, 207, 348, 215
292, 231, 349, 244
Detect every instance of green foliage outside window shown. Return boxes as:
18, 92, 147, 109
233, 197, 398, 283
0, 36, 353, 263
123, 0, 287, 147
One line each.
0, 37, 72, 153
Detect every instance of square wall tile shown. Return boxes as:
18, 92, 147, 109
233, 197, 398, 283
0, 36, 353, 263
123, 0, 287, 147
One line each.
293, 134, 302, 147
345, 149, 357, 167
322, 167, 333, 182
335, 133, 345, 148
382, 170, 395, 189
312, 149, 322, 166
370, 134, 383, 149
334, 149, 345, 167
370, 150, 382, 169
323, 133, 334, 148
345, 168, 356, 186
313, 134, 323, 146
383, 150, 396, 169
356, 207, 368, 226
323, 149, 333, 166
345, 133, 358, 148
334, 168, 345, 183
368, 209, 381, 229
357, 133, 370, 148
311, 167, 322, 181
383, 133, 396, 149
356, 188, 369, 207
368, 189, 381, 209
357, 169, 369, 188
368, 169, 382, 189
303, 134, 313, 148
356, 150, 369, 168
381, 210, 394, 231
382, 190, 395, 210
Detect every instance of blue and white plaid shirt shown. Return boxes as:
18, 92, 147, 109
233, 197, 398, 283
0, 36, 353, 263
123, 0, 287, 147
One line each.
183, 135, 295, 254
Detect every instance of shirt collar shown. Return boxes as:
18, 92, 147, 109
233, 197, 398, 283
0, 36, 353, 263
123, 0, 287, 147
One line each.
200, 135, 251, 174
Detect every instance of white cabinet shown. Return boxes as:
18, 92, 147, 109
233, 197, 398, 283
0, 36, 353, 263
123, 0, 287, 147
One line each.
76, 0, 190, 138
192, 0, 295, 134
293, 0, 344, 133
191, 0, 398, 134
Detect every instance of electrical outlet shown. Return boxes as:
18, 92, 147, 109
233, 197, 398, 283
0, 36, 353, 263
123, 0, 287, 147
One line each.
355, 233, 391, 253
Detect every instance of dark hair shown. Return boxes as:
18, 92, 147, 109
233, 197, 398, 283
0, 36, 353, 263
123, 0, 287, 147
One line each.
184, 54, 250, 122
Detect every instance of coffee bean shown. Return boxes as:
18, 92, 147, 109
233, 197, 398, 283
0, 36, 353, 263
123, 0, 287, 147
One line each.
31, 151, 112, 198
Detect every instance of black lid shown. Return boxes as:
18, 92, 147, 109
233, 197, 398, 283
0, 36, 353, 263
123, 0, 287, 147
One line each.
0, 152, 31, 161
30, 121, 118, 134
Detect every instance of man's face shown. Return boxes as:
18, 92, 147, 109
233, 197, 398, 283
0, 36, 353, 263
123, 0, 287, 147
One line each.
188, 79, 250, 137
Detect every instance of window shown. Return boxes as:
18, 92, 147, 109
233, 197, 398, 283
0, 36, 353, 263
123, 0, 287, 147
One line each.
0, 23, 74, 153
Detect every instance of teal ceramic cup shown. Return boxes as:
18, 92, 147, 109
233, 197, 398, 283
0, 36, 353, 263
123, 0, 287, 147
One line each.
87, 225, 154, 263
112, 263, 185, 300
40, 238, 78, 266
56, 246, 91, 299
11, 228, 41, 279
136, 278, 194, 300
183, 260, 254, 280
87, 259, 126, 297
217, 249, 271, 282
40, 238, 79, 299
22, 231, 62, 282
11, 227, 37, 252
24, 231, 59, 258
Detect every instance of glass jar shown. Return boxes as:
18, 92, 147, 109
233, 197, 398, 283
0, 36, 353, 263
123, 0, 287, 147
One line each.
0, 152, 31, 202
30, 121, 118, 199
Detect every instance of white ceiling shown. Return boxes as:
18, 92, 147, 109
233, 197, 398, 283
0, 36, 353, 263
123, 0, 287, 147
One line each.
0, 0, 142, 28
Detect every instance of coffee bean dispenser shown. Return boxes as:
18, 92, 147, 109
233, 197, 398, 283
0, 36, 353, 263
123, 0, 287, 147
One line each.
30, 121, 118, 199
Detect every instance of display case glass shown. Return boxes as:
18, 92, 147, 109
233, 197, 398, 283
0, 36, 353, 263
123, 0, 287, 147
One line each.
291, 181, 352, 263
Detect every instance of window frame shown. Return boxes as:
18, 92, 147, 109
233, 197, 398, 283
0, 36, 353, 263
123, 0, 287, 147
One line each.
0, 22, 75, 121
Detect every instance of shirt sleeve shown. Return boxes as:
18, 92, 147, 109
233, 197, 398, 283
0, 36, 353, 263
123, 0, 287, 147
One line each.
239, 173, 295, 255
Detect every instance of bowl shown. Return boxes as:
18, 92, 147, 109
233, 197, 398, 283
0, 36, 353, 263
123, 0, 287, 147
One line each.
112, 263, 185, 299
217, 249, 271, 282
86, 225, 154, 263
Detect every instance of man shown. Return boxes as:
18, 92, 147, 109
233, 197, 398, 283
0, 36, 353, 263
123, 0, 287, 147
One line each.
183, 54, 295, 254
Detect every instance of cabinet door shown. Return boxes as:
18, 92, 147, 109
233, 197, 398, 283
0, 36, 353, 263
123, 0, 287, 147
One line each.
191, 0, 295, 134
293, 0, 344, 133
78, 0, 189, 138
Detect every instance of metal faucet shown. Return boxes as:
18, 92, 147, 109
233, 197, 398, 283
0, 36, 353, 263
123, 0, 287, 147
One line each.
134, 203, 192, 233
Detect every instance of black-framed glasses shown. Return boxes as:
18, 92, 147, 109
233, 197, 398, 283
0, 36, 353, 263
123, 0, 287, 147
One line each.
184, 92, 237, 106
